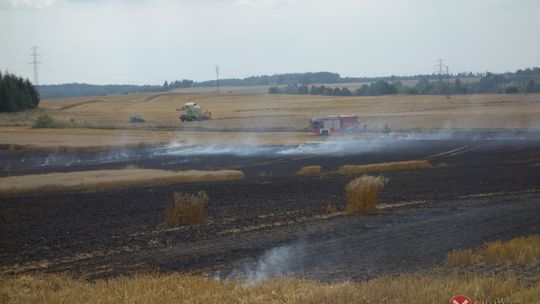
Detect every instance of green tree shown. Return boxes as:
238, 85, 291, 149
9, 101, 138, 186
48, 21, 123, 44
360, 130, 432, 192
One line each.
406, 87, 419, 95
0, 71, 40, 112
479, 73, 507, 93
505, 86, 519, 94
356, 84, 369, 96
0, 72, 7, 112
453, 78, 467, 94
526, 80, 536, 93
268, 86, 280, 94
415, 78, 433, 94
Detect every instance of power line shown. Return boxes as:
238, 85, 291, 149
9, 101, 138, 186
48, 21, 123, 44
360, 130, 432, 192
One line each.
43, 63, 152, 84
29, 46, 42, 85
25, 49, 174, 85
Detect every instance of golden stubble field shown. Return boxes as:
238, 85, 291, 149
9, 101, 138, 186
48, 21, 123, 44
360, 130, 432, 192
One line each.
0, 91, 539, 148
2, 235, 539, 304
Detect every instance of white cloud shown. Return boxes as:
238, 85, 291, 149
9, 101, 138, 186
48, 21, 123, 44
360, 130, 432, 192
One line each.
1, 0, 60, 9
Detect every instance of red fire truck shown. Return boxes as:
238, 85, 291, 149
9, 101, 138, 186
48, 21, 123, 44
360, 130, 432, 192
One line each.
309, 115, 359, 136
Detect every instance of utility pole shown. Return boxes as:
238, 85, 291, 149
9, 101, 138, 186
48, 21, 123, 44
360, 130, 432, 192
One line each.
214, 65, 220, 93
29, 46, 42, 85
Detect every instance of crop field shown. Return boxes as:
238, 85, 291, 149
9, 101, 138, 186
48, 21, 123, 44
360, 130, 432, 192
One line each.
0, 168, 244, 195
34, 92, 540, 131
1, 91, 540, 302
30, 92, 540, 130
0, 92, 539, 150
2, 235, 538, 303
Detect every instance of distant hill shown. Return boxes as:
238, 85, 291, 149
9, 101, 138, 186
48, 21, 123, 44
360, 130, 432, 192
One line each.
37, 83, 165, 99
36, 72, 460, 99
37, 68, 540, 99
194, 71, 461, 87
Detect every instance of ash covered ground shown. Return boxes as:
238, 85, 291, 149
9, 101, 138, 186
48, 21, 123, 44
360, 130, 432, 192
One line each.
1, 132, 539, 281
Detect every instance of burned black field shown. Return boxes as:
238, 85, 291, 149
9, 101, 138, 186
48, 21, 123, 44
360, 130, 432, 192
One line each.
1, 136, 540, 281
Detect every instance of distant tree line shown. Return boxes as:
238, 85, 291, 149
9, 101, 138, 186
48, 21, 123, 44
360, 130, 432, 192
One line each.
269, 84, 353, 96
407, 68, 540, 95
268, 67, 540, 97
163, 79, 193, 89
0, 71, 40, 112
198, 72, 342, 87
38, 79, 196, 99
356, 81, 402, 96
38, 83, 166, 99
35, 66, 540, 99
269, 82, 401, 97
197, 71, 484, 87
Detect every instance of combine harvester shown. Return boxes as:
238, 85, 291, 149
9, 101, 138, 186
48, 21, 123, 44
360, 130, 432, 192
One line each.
177, 102, 212, 122
309, 115, 390, 136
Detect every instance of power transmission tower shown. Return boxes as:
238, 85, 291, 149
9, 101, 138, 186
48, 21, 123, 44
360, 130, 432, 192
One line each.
446, 66, 450, 99
436, 58, 444, 91
29, 46, 42, 85
215, 65, 220, 93
434, 59, 450, 98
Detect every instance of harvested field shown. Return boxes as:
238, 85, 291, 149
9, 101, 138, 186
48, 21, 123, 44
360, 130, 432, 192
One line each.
0, 126, 312, 150
1, 93, 540, 149
296, 165, 322, 176
1, 236, 538, 304
1, 137, 539, 283
337, 160, 433, 175
0, 169, 244, 195
1, 273, 537, 304
1, 88, 539, 300
32, 93, 540, 131
445, 235, 540, 267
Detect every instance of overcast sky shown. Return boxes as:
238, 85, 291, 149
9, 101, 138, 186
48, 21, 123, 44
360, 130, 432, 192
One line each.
1, 0, 539, 85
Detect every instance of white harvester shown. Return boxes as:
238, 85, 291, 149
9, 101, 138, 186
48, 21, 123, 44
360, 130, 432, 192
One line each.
176, 102, 212, 122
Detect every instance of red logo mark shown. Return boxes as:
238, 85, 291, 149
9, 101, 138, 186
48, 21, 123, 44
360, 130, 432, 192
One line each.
450, 295, 473, 304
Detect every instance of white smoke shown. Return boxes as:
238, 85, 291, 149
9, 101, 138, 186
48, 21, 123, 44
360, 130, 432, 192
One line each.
155, 143, 273, 157
5, 130, 532, 172
158, 130, 482, 158
8, 149, 146, 170
220, 242, 305, 284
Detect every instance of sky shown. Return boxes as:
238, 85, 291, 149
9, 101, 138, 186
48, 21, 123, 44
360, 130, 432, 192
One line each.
1, 0, 539, 85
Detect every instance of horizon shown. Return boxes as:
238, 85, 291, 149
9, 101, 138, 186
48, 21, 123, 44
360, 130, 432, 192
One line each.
11, 66, 540, 87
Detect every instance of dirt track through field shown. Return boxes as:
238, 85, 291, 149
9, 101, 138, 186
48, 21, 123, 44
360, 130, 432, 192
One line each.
1, 137, 539, 281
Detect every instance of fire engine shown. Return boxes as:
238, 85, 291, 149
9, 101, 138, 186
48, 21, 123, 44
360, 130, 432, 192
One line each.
309, 115, 359, 136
